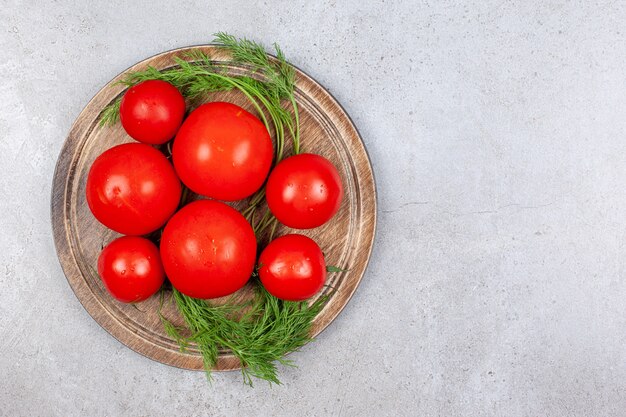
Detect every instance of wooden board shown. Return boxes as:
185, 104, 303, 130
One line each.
51, 45, 377, 372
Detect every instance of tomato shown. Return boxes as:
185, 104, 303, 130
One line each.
172, 102, 273, 201
97, 236, 165, 303
258, 234, 326, 301
160, 199, 257, 299
265, 153, 344, 229
86, 143, 181, 235
120, 80, 186, 145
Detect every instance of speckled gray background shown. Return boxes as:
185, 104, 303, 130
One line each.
1, 1, 625, 416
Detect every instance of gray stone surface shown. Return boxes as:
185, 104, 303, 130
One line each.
1, 0, 625, 415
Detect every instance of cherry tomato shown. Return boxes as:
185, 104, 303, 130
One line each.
97, 236, 165, 303
120, 80, 186, 144
160, 199, 257, 299
265, 153, 344, 229
258, 234, 326, 301
172, 102, 273, 201
86, 143, 181, 235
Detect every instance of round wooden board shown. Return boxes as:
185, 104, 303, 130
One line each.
51, 45, 377, 372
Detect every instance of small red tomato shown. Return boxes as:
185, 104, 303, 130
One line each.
258, 234, 327, 301
97, 236, 165, 303
160, 199, 257, 299
120, 80, 186, 144
86, 143, 181, 235
172, 102, 273, 201
266, 153, 344, 229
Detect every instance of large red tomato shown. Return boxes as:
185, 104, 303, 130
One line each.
120, 80, 186, 145
160, 199, 257, 299
97, 236, 165, 303
172, 102, 273, 201
258, 234, 326, 301
265, 153, 344, 229
86, 143, 181, 235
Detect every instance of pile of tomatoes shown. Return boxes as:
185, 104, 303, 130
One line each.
87, 80, 343, 304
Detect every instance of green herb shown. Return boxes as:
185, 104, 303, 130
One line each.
158, 290, 189, 351
160, 287, 326, 386
99, 98, 121, 127
213, 32, 301, 155
326, 265, 348, 273
102, 33, 325, 386
100, 33, 300, 158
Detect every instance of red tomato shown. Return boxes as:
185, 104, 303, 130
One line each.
160, 199, 257, 299
120, 80, 186, 145
265, 153, 344, 229
86, 143, 181, 235
258, 234, 326, 301
97, 236, 165, 303
172, 102, 273, 201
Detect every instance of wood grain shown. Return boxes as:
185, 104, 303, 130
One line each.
51, 45, 377, 372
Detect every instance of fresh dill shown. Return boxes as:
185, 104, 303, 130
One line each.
99, 98, 121, 127
160, 287, 326, 386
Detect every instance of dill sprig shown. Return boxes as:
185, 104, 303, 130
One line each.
213, 32, 300, 154
99, 98, 121, 126
102, 34, 323, 385
100, 34, 300, 157
162, 287, 326, 386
